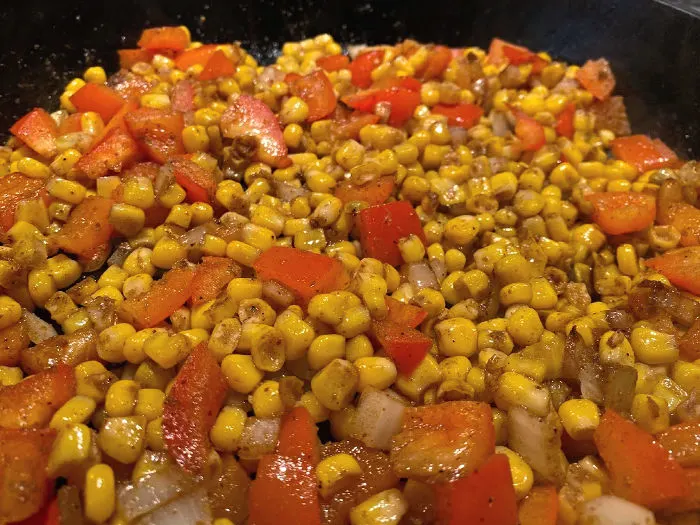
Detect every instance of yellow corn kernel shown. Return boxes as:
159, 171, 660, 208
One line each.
226, 240, 261, 267
158, 182, 186, 207
317, 453, 363, 498
151, 237, 188, 269
91, 285, 123, 305
140, 93, 171, 109
165, 204, 192, 229
599, 330, 635, 367
134, 388, 165, 421
46, 177, 86, 204
0, 366, 23, 386
507, 306, 544, 347
558, 399, 600, 440
181, 125, 210, 153
144, 332, 189, 369
349, 488, 408, 525
355, 357, 398, 391
206, 318, 241, 362
395, 354, 442, 402
653, 377, 689, 413
122, 177, 155, 209
28, 268, 57, 306
672, 361, 700, 393
62, 309, 92, 334
98, 323, 136, 363
105, 380, 140, 417
134, 361, 173, 391
280, 96, 309, 124
494, 371, 551, 416
98, 416, 146, 464
435, 317, 477, 357
631, 393, 670, 434
311, 359, 359, 411
47, 423, 93, 478
49, 395, 97, 429
356, 273, 388, 319
251, 380, 284, 418
500, 282, 533, 306
496, 446, 534, 500
630, 326, 679, 365
17, 157, 51, 179
97, 265, 129, 291
222, 354, 264, 394
306, 334, 345, 370
122, 328, 160, 364
210, 406, 247, 452
84, 463, 115, 523
0, 296, 22, 330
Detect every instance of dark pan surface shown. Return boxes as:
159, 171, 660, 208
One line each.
0, 0, 698, 155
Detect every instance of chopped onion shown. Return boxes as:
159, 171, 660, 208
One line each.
579, 496, 655, 525
262, 280, 295, 308
275, 181, 308, 202
154, 165, 175, 197
134, 488, 212, 525
84, 296, 117, 333
490, 111, 510, 137
56, 485, 84, 525
107, 242, 132, 267
406, 261, 439, 290
579, 365, 605, 405
179, 225, 207, 248
237, 417, 281, 460
352, 388, 406, 450
22, 311, 57, 344
507, 407, 568, 486
448, 126, 469, 146
117, 465, 197, 522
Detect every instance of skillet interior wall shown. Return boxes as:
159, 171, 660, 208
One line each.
0, 0, 697, 155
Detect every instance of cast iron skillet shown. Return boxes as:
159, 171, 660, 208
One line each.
0, 0, 698, 156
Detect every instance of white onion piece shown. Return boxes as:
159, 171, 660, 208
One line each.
448, 126, 469, 145
579, 365, 605, 404
134, 488, 211, 525
275, 181, 308, 202
352, 388, 406, 450
117, 466, 196, 522
579, 496, 655, 525
491, 111, 510, 137
507, 407, 568, 485
407, 261, 439, 290
238, 417, 281, 460
428, 258, 447, 284
22, 311, 57, 344
154, 165, 175, 197
180, 225, 208, 248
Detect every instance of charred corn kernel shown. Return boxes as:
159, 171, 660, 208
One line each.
140, 93, 171, 109
122, 274, 153, 301
122, 177, 155, 209
653, 377, 688, 412
630, 326, 679, 365
143, 332, 189, 369
631, 393, 670, 433
17, 157, 51, 179
0, 366, 23, 386
98, 324, 137, 363
239, 297, 276, 326
507, 306, 544, 347
500, 282, 533, 306
84, 463, 115, 523
599, 330, 635, 366
206, 318, 241, 361
395, 354, 442, 402
495, 371, 551, 416
47, 423, 93, 477
308, 291, 362, 325
98, 416, 146, 464
349, 488, 407, 525
312, 358, 359, 411
50, 395, 97, 429
435, 318, 478, 357
151, 237, 188, 269
345, 334, 374, 362
226, 240, 260, 267
251, 380, 284, 418
206, 409, 247, 460
105, 380, 140, 417
0, 296, 22, 330
109, 203, 146, 237
317, 453, 363, 499
496, 446, 534, 500
396, 234, 425, 264
134, 389, 165, 421
558, 399, 600, 440
46, 177, 86, 204
672, 361, 700, 392
28, 268, 57, 306
355, 357, 397, 391
222, 354, 264, 394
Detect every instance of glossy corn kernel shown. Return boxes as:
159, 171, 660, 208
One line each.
250, 380, 284, 418
311, 358, 359, 411
47, 423, 93, 477
222, 354, 264, 394
631, 393, 670, 434
496, 446, 534, 500
210, 406, 247, 452
435, 318, 478, 357
494, 371, 551, 416
98, 416, 146, 464
84, 463, 115, 523
349, 488, 408, 525
395, 355, 442, 402
104, 380, 140, 417
558, 399, 600, 440
630, 326, 679, 365
317, 453, 363, 498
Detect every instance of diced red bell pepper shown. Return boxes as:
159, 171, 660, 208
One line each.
576, 58, 616, 101
680, 318, 700, 361
118, 48, 154, 69
488, 38, 547, 73
75, 128, 140, 179
518, 485, 558, 525
124, 107, 185, 164
385, 296, 428, 328
611, 134, 680, 173
174, 44, 218, 71
53, 196, 114, 261
220, 94, 290, 168
0, 321, 29, 367
646, 246, 700, 295
432, 103, 484, 129
585, 191, 656, 235
555, 102, 576, 139
137, 26, 190, 51
169, 157, 217, 203
317, 54, 350, 72
15, 496, 60, 525
417, 45, 452, 80
119, 264, 195, 329
171, 80, 196, 112
372, 320, 432, 375
0, 173, 46, 233
162, 342, 227, 474
513, 109, 545, 151
107, 71, 153, 102
434, 454, 517, 525
253, 246, 349, 304
190, 256, 241, 306
57, 112, 83, 135
10, 108, 58, 159
276, 406, 320, 466
0, 428, 56, 523
349, 49, 385, 89
289, 70, 337, 122
199, 49, 237, 81
69, 83, 125, 123
372, 76, 422, 92
342, 87, 421, 127
330, 110, 380, 141
95, 100, 139, 145
0, 365, 75, 429
593, 410, 689, 510
334, 176, 395, 206
357, 201, 426, 266
660, 202, 700, 247
657, 421, 700, 468
391, 401, 495, 481
675, 468, 700, 512
248, 406, 321, 525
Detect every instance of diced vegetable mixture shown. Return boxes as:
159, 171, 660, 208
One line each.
0, 25, 699, 525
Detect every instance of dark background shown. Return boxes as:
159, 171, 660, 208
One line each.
0, 0, 698, 156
